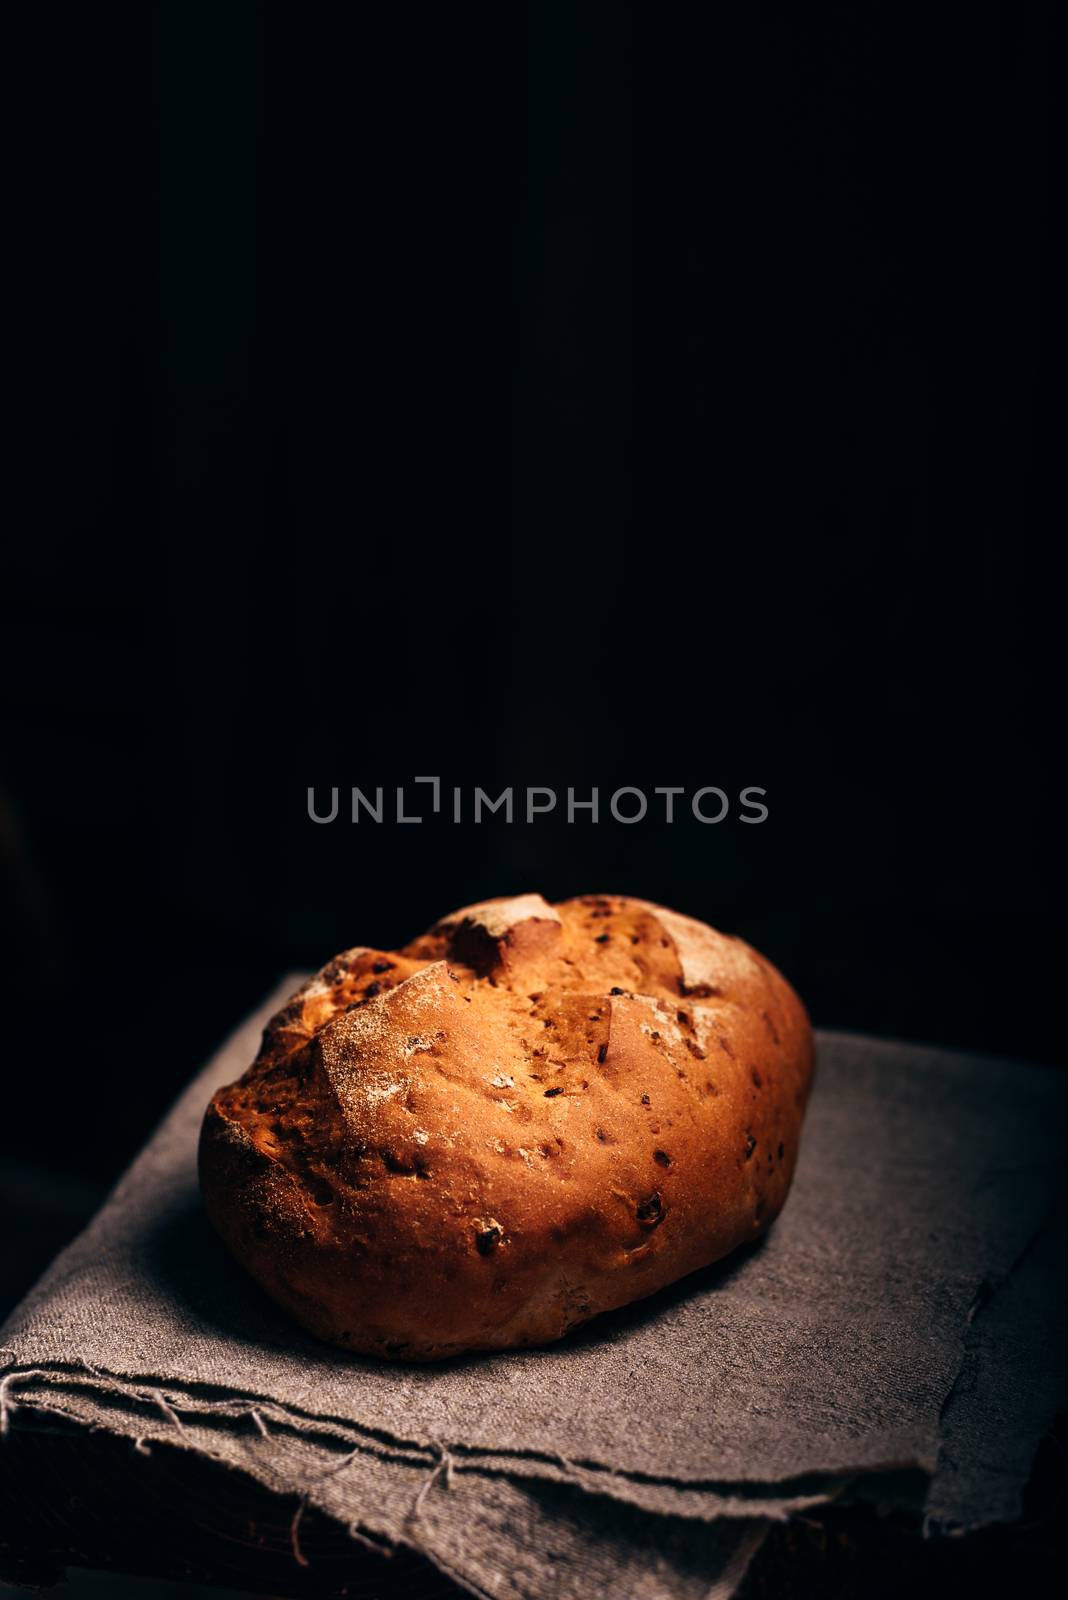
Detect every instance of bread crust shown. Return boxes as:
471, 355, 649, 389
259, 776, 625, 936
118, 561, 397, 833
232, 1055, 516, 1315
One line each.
198, 895, 814, 1359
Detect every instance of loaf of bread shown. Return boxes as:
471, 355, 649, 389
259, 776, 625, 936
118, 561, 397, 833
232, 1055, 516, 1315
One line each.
199, 895, 814, 1359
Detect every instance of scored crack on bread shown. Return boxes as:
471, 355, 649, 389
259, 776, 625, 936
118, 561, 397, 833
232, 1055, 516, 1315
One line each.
198, 894, 815, 1359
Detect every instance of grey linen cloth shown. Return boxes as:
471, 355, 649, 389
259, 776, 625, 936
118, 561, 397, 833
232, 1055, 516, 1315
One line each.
925, 1184, 1068, 1533
3, 977, 1066, 1597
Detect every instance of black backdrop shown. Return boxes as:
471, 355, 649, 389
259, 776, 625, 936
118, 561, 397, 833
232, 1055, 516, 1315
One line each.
2, 0, 1059, 1243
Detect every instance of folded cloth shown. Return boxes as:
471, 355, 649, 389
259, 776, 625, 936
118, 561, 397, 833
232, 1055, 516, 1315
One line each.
3, 1394, 771, 1600
925, 1184, 1068, 1533
3, 978, 1066, 1597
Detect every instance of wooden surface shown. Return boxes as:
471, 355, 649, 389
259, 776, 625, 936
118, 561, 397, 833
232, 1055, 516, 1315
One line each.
0, 1419, 456, 1599
1, 1409, 1064, 1599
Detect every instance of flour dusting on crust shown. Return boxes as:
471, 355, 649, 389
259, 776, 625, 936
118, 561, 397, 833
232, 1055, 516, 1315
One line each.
200, 893, 813, 1361
439, 894, 561, 939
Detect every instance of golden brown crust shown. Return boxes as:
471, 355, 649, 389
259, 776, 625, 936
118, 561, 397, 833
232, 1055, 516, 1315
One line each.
198, 895, 814, 1359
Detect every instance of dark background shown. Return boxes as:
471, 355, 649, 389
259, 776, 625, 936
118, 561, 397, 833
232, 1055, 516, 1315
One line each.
1, 2, 1059, 1311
